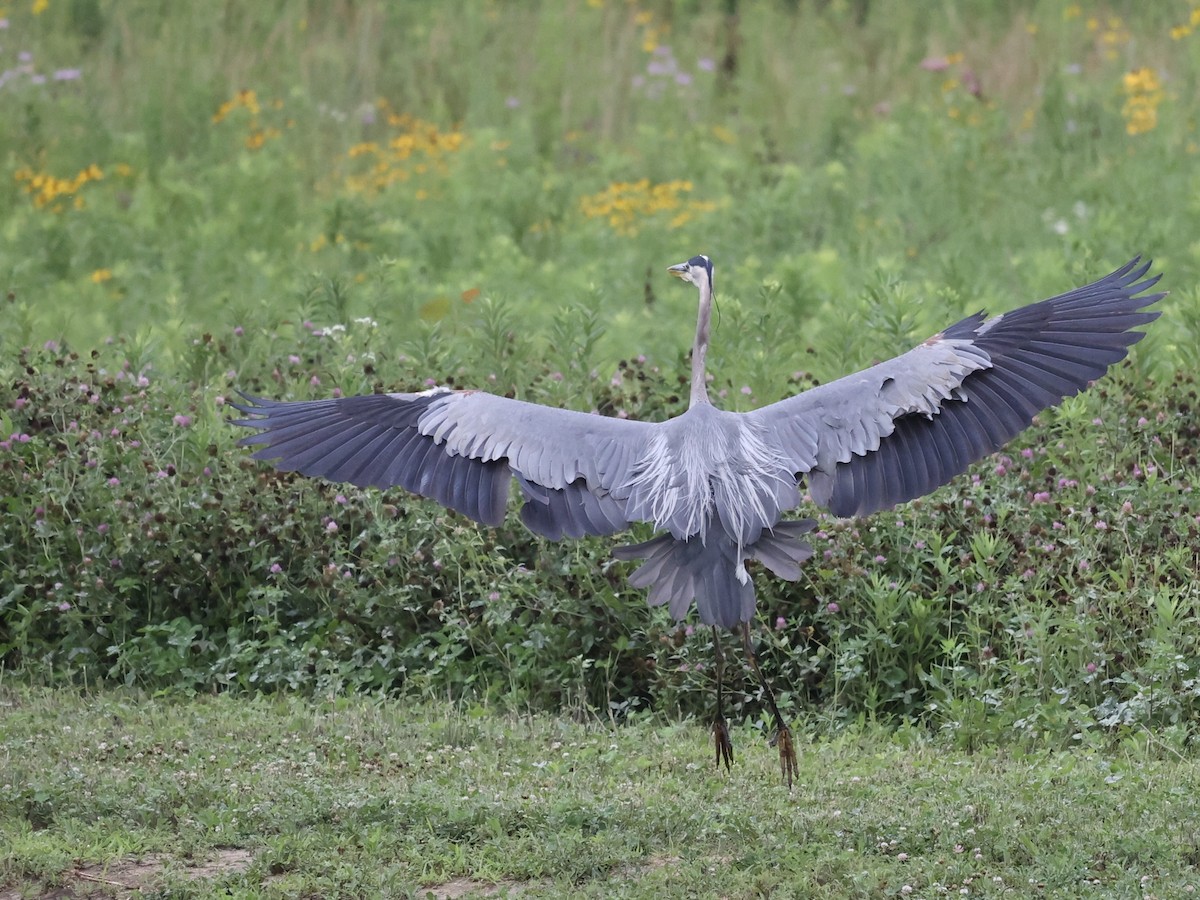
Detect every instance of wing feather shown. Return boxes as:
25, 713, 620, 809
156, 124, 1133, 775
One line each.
232, 389, 653, 536
751, 257, 1163, 518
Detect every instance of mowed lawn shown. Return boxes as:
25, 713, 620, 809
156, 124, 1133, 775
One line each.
3, 686, 1200, 898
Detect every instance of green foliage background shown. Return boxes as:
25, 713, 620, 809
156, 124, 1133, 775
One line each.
2, 0, 1200, 746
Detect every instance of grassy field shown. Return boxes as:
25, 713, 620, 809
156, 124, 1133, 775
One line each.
5, 685, 1200, 898
4, 1, 1200, 896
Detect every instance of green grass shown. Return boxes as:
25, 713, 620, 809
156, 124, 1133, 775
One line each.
3, 685, 1200, 899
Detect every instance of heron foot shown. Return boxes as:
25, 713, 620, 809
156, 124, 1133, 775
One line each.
713, 715, 733, 772
769, 721, 798, 789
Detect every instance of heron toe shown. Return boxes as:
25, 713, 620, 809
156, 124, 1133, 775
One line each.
713, 716, 734, 772
770, 722, 798, 790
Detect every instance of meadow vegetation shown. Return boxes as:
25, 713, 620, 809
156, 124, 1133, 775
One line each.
3, 0, 1200, 895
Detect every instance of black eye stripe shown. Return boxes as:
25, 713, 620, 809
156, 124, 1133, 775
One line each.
686, 255, 713, 280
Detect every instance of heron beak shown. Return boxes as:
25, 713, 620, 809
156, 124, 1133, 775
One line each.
667, 263, 688, 279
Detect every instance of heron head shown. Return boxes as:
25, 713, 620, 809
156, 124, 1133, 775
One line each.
667, 255, 713, 289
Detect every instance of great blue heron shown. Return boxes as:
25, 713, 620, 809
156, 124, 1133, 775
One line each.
233, 254, 1162, 787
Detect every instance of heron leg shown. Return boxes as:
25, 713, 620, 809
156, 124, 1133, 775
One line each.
741, 621, 797, 790
711, 625, 733, 772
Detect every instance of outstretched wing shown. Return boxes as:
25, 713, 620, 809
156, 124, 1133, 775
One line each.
231, 389, 654, 539
749, 257, 1164, 518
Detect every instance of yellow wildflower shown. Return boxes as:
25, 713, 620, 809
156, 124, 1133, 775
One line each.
342, 111, 465, 197
1096, 16, 1130, 59
1122, 67, 1163, 136
245, 127, 280, 150
579, 178, 718, 236
14, 163, 103, 210
90, 269, 113, 284
32, 0, 48, 14
212, 89, 260, 124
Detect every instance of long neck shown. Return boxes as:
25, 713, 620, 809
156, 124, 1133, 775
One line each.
689, 278, 712, 408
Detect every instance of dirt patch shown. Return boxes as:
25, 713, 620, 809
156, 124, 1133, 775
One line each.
615, 853, 682, 878
423, 876, 539, 899
0, 849, 253, 899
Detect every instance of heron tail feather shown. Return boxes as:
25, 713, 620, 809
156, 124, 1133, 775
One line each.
614, 519, 816, 630
614, 533, 752, 629
750, 518, 817, 581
